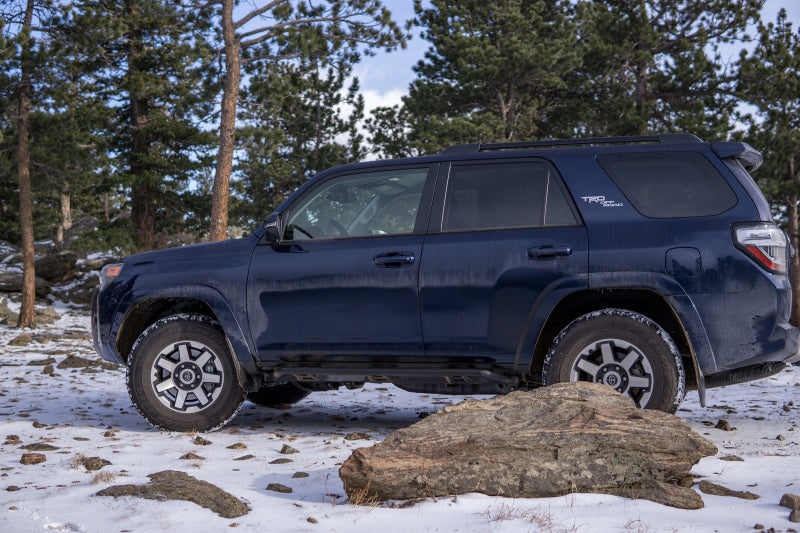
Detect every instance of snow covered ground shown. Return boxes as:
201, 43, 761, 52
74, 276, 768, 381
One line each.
0, 307, 798, 533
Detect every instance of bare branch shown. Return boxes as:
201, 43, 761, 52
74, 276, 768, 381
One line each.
234, 0, 285, 30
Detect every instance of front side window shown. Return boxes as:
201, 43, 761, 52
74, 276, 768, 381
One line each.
285, 168, 429, 240
598, 152, 738, 218
443, 160, 578, 231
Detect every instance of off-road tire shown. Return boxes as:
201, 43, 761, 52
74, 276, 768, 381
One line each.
542, 309, 685, 412
126, 314, 244, 432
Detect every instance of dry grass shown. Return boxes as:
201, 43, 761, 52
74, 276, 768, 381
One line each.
484, 502, 578, 532
91, 470, 117, 485
347, 482, 381, 507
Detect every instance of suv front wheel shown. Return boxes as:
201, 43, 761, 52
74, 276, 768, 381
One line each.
543, 309, 685, 412
126, 314, 244, 432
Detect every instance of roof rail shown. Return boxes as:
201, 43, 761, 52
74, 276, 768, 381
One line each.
438, 133, 703, 154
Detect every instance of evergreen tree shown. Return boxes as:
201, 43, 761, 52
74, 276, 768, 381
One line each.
234, 55, 366, 225
197, 0, 406, 241
737, 9, 800, 324
369, 0, 582, 156
63, 0, 218, 251
572, 0, 761, 137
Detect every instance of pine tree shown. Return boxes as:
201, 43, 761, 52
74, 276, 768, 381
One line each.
737, 9, 800, 324
63, 0, 218, 251
197, 0, 406, 241
573, 0, 761, 137
234, 55, 366, 225
368, 0, 582, 156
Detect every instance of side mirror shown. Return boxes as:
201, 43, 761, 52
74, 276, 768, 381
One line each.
262, 213, 282, 243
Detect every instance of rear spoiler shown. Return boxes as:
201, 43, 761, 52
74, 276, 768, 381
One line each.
710, 141, 764, 172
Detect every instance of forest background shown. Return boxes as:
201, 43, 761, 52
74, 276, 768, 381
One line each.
2, 0, 800, 325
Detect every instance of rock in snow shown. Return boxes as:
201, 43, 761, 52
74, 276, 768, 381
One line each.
340, 382, 716, 509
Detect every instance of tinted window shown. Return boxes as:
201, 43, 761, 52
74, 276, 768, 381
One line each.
443, 161, 577, 231
598, 152, 737, 218
285, 168, 428, 240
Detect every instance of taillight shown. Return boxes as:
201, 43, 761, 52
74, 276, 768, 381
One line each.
733, 223, 789, 274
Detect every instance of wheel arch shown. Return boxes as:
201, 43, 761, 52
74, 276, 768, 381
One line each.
526, 288, 700, 390
114, 287, 258, 388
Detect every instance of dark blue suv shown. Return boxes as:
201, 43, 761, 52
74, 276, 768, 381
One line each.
92, 134, 800, 431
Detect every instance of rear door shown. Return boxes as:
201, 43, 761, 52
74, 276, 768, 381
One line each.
418, 159, 588, 365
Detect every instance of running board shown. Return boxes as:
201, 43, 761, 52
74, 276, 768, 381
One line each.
265, 366, 519, 391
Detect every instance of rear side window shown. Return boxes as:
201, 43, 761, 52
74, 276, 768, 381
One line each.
443, 161, 578, 231
598, 152, 737, 218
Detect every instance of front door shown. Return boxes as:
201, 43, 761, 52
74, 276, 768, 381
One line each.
247, 165, 436, 363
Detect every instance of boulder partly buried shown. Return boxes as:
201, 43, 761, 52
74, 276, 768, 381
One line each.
96, 470, 249, 518
340, 382, 716, 509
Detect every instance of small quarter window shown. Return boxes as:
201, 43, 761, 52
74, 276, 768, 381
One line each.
598, 152, 737, 218
443, 161, 577, 231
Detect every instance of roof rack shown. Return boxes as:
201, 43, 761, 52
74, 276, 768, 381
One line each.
438, 133, 703, 154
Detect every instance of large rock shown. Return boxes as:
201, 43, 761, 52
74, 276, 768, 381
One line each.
0, 273, 49, 296
339, 382, 716, 509
35, 252, 78, 281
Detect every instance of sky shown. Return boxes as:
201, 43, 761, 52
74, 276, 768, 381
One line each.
354, 0, 800, 116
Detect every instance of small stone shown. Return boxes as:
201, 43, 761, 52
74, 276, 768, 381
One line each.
20, 443, 59, 451
781, 493, 800, 511
20, 453, 46, 465
790, 510, 800, 523
777, 435, 786, 441
6, 486, 20, 492
80, 457, 111, 471
42, 365, 54, 375
280, 444, 299, 454
307, 517, 318, 524
9, 334, 33, 347
73, 437, 90, 442
699, 480, 759, 500
784, 405, 792, 413
194, 436, 212, 446
266, 483, 292, 494
292, 472, 309, 479
226, 443, 247, 450
103, 431, 116, 438
32, 422, 46, 429
754, 525, 765, 530
27, 357, 56, 366
269, 458, 293, 464
180, 452, 205, 461
4, 435, 21, 445
233, 455, 255, 461
720, 455, 744, 462
344, 432, 371, 441
714, 419, 732, 431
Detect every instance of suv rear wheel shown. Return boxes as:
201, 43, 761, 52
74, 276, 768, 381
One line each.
127, 314, 244, 432
543, 309, 685, 412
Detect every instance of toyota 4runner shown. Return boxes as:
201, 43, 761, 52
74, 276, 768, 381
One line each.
92, 134, 800, 431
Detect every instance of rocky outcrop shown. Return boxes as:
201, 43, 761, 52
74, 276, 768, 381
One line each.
34, 252, 78, 282
340, 382, 716, 509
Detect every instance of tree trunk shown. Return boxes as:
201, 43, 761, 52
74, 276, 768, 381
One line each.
16, 0, 37, 328
55, 192, 72, 251
127, 0, 156, 251
789, 156, 800, 327
209, 0, 241, 242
